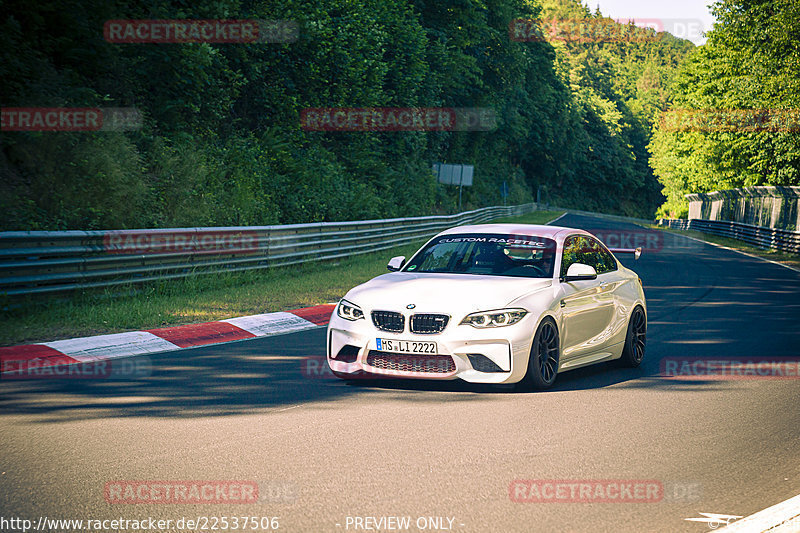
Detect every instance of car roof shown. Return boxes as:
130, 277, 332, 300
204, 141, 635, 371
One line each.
438, 223, 590, 240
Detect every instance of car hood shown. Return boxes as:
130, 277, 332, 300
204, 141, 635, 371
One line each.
343, 272, 553, 314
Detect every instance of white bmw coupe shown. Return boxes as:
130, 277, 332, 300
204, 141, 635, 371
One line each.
327, 223, 646, 389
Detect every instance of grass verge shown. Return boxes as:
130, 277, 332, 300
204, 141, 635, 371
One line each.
1, 210, 564, 346
649, 225, 800, 270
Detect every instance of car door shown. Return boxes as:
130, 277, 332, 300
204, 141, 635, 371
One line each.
583, 236, 622, 349
558, 235, 617, 361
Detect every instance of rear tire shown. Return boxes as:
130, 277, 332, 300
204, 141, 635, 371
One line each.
517, 317, 560, 391
619, 306, 646, 367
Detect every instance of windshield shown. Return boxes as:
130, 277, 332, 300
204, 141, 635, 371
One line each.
403, 233, 557, 278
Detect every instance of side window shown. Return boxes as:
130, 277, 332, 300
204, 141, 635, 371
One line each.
576, 236, 601, 272
582, 236, 617, 274
561, 235, 586, 276
562, 235, 617, 277
594, 240, 618, 274
560, 236, 581, 277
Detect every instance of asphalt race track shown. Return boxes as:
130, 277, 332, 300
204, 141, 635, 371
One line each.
1, 213, 799, 532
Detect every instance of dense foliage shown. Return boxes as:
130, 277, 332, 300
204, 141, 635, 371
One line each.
1, 0, 693, 230
649, 0, 800, 218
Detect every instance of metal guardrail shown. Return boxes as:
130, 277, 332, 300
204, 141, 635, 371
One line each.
0, 203, 538, 297
658, 218, 800, 254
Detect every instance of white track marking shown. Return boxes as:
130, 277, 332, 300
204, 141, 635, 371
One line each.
222, 312, 316, 337
43, 331, 180, 362
716, 493, 800, 532
545, 212, 568, 225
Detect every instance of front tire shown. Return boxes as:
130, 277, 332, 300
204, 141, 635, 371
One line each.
518, 317, 560, 391
619, 306, 646, 367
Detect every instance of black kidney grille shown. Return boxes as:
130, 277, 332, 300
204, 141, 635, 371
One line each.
410, 314, 449, 334
371, 311, 405, 333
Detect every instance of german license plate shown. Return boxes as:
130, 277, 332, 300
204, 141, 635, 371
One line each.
376, 338, 437, 354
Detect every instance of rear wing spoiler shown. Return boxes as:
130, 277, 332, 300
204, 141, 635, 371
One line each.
608, 247, 642, 260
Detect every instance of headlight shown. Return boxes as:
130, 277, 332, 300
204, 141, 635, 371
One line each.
460, 308, 528, 328
337, 299, 365, 321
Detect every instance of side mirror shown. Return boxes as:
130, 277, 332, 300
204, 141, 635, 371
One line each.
563, 263, 597, 282
387, 256, 406, 272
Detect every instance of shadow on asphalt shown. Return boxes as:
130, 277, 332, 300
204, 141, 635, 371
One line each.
0, 328, 764, 423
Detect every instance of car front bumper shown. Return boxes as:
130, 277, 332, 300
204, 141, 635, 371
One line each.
327, 313, 535, 384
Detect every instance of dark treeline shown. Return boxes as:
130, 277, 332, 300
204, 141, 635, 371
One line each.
0, 0, 693, 230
